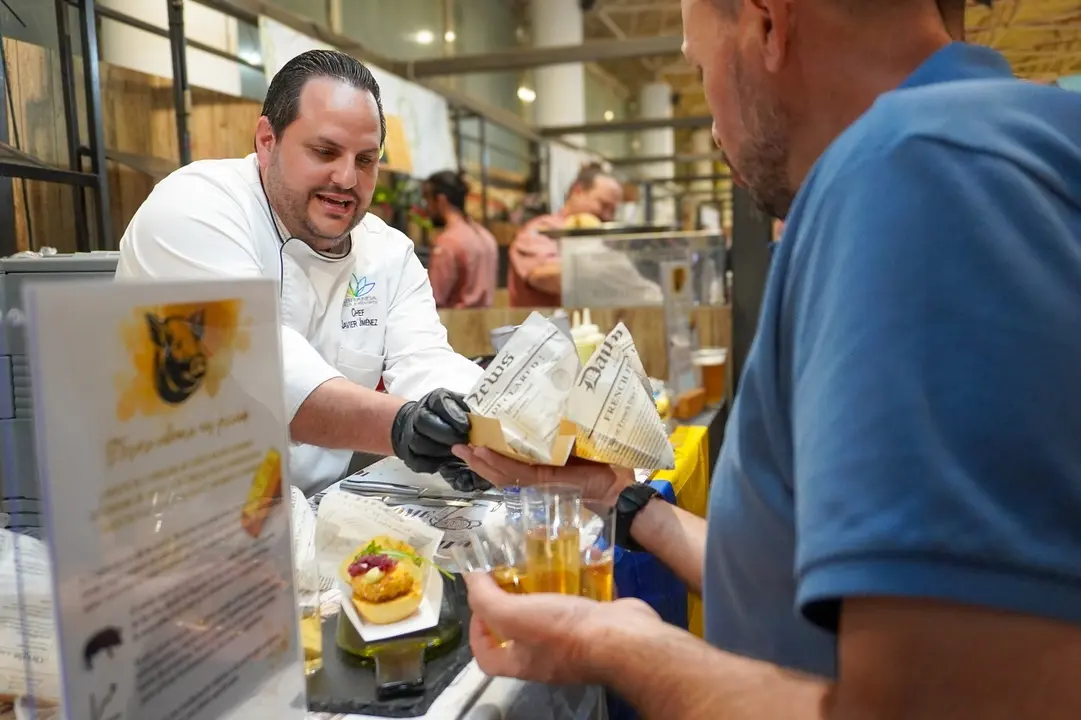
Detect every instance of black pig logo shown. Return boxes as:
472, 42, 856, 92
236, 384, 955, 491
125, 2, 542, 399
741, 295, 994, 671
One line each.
146, 310, 208, 405
83, 626, 123, 671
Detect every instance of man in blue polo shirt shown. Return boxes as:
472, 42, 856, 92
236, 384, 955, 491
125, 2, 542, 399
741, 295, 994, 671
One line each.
454, 0, 1081, 717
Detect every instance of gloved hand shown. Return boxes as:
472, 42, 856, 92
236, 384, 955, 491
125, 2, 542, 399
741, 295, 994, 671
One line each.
391, 388, 472, 475
439, 461, 493, 493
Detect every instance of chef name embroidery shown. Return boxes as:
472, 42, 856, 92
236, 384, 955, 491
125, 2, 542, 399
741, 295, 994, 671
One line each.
342, 274, 379, 330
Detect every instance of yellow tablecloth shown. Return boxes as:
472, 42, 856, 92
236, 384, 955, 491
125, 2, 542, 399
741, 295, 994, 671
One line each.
652, 424, 711, 637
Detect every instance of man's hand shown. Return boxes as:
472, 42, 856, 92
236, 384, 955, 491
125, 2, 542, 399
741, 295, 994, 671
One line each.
464, 572, 661, 685
451, 446, 634, 505
391, 389, 471, 474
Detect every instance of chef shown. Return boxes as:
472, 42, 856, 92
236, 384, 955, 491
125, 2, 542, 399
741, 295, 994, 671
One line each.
114, 49, 486, 495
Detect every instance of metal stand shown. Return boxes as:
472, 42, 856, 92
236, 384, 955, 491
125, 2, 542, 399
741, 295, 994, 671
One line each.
478, 115, 488, 226
167, 0, 192, 166
727, 185, 773, 400
0, 0, 112, 255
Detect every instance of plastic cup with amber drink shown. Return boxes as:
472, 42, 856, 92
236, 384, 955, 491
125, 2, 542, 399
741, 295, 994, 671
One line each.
296, 562, 323, 675
452, 529, 528, 647
451, 528, 528, 593
520, 484, 583, 596
580, 503, 617, 602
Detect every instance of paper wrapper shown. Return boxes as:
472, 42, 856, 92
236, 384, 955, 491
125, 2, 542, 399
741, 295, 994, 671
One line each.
465, 312, 580, 464
568, 322, 676, 470
468, 414, 578, 466
465, 314, 674, 470
0, 531, 60, 707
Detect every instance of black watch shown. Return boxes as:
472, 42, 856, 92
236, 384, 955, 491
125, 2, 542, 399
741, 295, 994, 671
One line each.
615, 483, 662, 553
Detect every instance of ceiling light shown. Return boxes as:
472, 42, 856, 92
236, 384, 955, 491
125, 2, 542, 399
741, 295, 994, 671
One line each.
444, 30, 456, 43
414, 29, 435, 45
604, 110, 614, 121
517, 86, 537, 104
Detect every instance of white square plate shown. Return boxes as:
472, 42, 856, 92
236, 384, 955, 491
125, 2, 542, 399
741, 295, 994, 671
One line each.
338, 563, 444, 642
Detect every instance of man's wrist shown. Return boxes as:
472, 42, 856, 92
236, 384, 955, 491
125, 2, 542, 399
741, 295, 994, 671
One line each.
615, 483, 664, 551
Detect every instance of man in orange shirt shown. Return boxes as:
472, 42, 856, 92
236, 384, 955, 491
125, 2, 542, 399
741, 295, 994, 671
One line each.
423, 171, 498, 308
508, 163, 623, 307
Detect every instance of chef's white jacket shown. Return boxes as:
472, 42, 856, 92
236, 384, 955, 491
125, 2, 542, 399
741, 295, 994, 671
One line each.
114, 154, 483, 493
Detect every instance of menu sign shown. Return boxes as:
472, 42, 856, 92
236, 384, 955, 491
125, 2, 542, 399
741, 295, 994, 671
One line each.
23, 279, 304, 720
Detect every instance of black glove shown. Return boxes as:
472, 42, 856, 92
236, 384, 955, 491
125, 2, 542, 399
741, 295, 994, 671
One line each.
439, 461, 493, 493
391, 389, 471, 475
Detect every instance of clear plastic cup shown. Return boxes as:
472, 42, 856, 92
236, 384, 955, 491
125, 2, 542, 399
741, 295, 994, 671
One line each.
520, 484, 584, 596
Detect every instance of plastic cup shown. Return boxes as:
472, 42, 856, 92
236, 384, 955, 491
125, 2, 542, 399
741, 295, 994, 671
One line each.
520, 484, 583, 595
579, 504, 617, 602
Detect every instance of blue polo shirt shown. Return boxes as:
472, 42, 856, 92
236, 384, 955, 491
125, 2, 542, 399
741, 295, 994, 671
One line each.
704, 43, 1081, 679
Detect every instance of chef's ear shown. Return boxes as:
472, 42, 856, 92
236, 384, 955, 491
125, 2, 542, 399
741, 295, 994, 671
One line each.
255, 117, 276, 166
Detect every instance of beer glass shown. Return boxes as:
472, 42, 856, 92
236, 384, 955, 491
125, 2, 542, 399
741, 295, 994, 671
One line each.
520, 484, 583, 595
580, 503, 617, 602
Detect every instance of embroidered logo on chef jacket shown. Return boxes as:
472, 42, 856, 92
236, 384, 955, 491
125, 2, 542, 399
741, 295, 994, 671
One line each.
346, 274, 375, 299
342, 273, 380, 330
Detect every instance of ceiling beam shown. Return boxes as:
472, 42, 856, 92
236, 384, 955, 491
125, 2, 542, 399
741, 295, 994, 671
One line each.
637, 172, 731, 184
603, 2, 683, 14
540, 115, 713, 136
594, 7, 661, 79
191, 0, 600, 157
404, 35, 683, 77
609, 151, 723, 167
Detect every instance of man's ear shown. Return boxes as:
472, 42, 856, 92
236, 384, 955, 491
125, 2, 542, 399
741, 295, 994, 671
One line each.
254, 116, 276, 166
750, 0, 793, 73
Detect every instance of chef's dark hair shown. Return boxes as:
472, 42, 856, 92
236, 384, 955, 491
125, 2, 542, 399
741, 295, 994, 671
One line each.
426, 170, 470, 212
262, 50, 386, 146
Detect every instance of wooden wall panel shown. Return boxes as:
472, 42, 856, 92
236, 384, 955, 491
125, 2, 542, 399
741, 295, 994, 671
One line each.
4, 38, 261, 252
439, 305, 731, 379
100, 64, 164, 240
101, 67, 261, 237
5, 38, 76, 253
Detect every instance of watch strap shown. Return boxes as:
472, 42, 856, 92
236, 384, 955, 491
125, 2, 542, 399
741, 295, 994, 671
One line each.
615, 482, 662, 553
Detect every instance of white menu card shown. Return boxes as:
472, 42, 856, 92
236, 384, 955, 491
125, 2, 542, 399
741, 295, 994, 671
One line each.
23, 279, 304, 720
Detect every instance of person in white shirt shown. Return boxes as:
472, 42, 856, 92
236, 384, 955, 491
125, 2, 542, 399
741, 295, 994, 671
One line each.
114, 50, 486, 495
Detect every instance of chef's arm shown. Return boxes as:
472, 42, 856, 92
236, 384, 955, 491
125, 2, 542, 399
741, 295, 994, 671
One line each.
290, 378, 403, 456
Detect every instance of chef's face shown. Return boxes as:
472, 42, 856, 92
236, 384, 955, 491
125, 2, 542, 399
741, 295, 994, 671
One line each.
256, 77, 382, 252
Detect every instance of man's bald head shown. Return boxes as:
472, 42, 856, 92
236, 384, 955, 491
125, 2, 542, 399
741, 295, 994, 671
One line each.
687, 0, 959, 218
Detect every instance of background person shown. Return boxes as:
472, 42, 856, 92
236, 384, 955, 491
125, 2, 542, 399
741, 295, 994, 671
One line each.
422, 171, 498, 309
114, 50, 488, 494
507, 162, 623, 307
455, 0, 1081, 717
